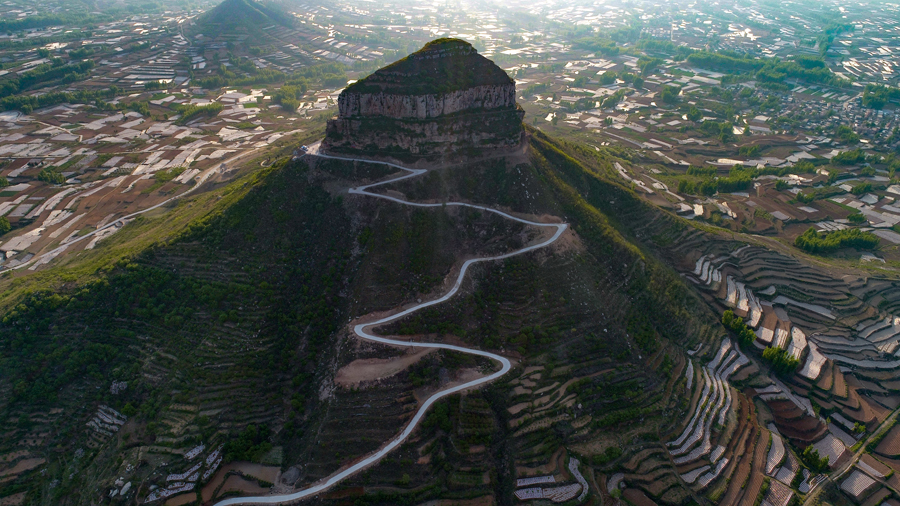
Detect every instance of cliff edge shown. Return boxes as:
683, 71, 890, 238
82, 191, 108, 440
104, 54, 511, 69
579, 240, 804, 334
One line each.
322, 38, 525, 159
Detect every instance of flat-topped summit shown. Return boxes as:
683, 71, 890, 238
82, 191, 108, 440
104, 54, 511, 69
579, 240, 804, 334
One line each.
343, 38, 514, 96
323, 38, 524, 159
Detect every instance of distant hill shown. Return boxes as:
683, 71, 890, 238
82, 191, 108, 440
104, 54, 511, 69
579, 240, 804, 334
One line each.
197, 0, 295, 32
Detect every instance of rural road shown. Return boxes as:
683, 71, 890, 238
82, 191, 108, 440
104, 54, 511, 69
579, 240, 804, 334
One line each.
213, 150, 568, 505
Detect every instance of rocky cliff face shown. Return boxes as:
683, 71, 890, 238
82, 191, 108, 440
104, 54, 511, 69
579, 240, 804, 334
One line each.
322, 38, 524, 159
338, 84, 517, 119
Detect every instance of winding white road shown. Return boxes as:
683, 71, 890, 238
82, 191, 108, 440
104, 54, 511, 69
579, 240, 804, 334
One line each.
213, 151, 567, 505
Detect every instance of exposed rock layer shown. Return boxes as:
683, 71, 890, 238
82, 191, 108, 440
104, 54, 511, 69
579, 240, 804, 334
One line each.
323, 38, 524, 158
337, 84, 517, 119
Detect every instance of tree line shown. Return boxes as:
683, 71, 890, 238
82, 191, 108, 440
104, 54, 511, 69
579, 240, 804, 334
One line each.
794, 227, 879, 254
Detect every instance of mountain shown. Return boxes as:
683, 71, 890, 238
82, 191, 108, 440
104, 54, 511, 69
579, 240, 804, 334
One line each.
196, 0, 295, 32
323, 38, 525, 159
2, 38, 869, 506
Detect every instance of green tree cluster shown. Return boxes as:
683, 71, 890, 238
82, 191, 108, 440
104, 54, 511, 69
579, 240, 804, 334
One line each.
660, 85, 680, 104
762, 347, 800, 376
224, 424, 273, 462
0, 86, 120, 112
686, 51, 846, 87
572, 37, 620, 57
522, 82, 550, 97
686, 165, 717, 177
832, 148, 866, 165
635, 39, 695, 60
686, 106, 702, 122
862, 84, 900, 109
794, 227, 879, 254
700, 119, 735, 143
0, 59, 95, 98
176, 102, 224, 125
738, 145, 761, 157
722, 310, 756, 344
801, 446, 830, 472
851, 182, 872, 195
271, 83, 309, 112
637, 56, 663, 76
143, 80, 167, 91
834, 125, 860, 144
37, 167, 66, 184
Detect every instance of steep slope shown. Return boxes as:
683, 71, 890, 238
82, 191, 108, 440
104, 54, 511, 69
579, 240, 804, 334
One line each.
196, 0, 295, 34
0, 129, 731, 505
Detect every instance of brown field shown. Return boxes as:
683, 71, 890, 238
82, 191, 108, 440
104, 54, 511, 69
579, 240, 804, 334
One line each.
743, 428, 769, 505
815, 361, 834, 391
218, 475, 269, 497
876, 426, 900, 456
164, 492, 197, 506
0, 492, 26, 506
719, 395, 759, 504
623, 488, 658, 506
335, 347, 434, 386
833, 369, 848, 399
200, 462, 279, 502
862, 487, 890, 506
0, 458, 44, 478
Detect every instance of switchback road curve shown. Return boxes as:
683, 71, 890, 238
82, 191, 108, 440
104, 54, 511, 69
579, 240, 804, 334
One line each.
214, 151, 567, 505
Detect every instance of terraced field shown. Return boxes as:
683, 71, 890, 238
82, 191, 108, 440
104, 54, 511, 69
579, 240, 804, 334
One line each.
528, 143, 900, 503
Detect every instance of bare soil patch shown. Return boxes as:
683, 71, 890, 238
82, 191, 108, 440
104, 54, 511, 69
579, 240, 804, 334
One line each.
219, 475, 269, 497
200, 462, 279, 502
876, 425, 900, 456
164, 492, 197, 506
623, 488, 658, 506
0, 458, 44, 477
336, 347, 435, 386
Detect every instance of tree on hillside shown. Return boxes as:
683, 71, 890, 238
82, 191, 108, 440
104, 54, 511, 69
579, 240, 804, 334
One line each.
660, 85, 680, 104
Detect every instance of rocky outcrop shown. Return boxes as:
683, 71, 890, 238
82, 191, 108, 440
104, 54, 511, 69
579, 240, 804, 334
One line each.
322, 38, 524, 159
338, 84, 517, 119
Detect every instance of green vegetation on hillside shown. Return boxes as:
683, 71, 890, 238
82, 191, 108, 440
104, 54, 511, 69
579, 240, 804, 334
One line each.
686, 51, 847, 87
722, 310, 755, 345
271, 83, 308, 112
193, 62, 345, 91
176, 102, 224, 124
801, 446, 830, 472
761, 347, 799, 377
0, 59, 95, 98
862, 84, 900, 109
832, 148, 866, 165
0, 154, 370, 501
0, 86, 119, 113
37, 167, 66, 184
198, 0, 296, 29
794, 227, 879, 254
